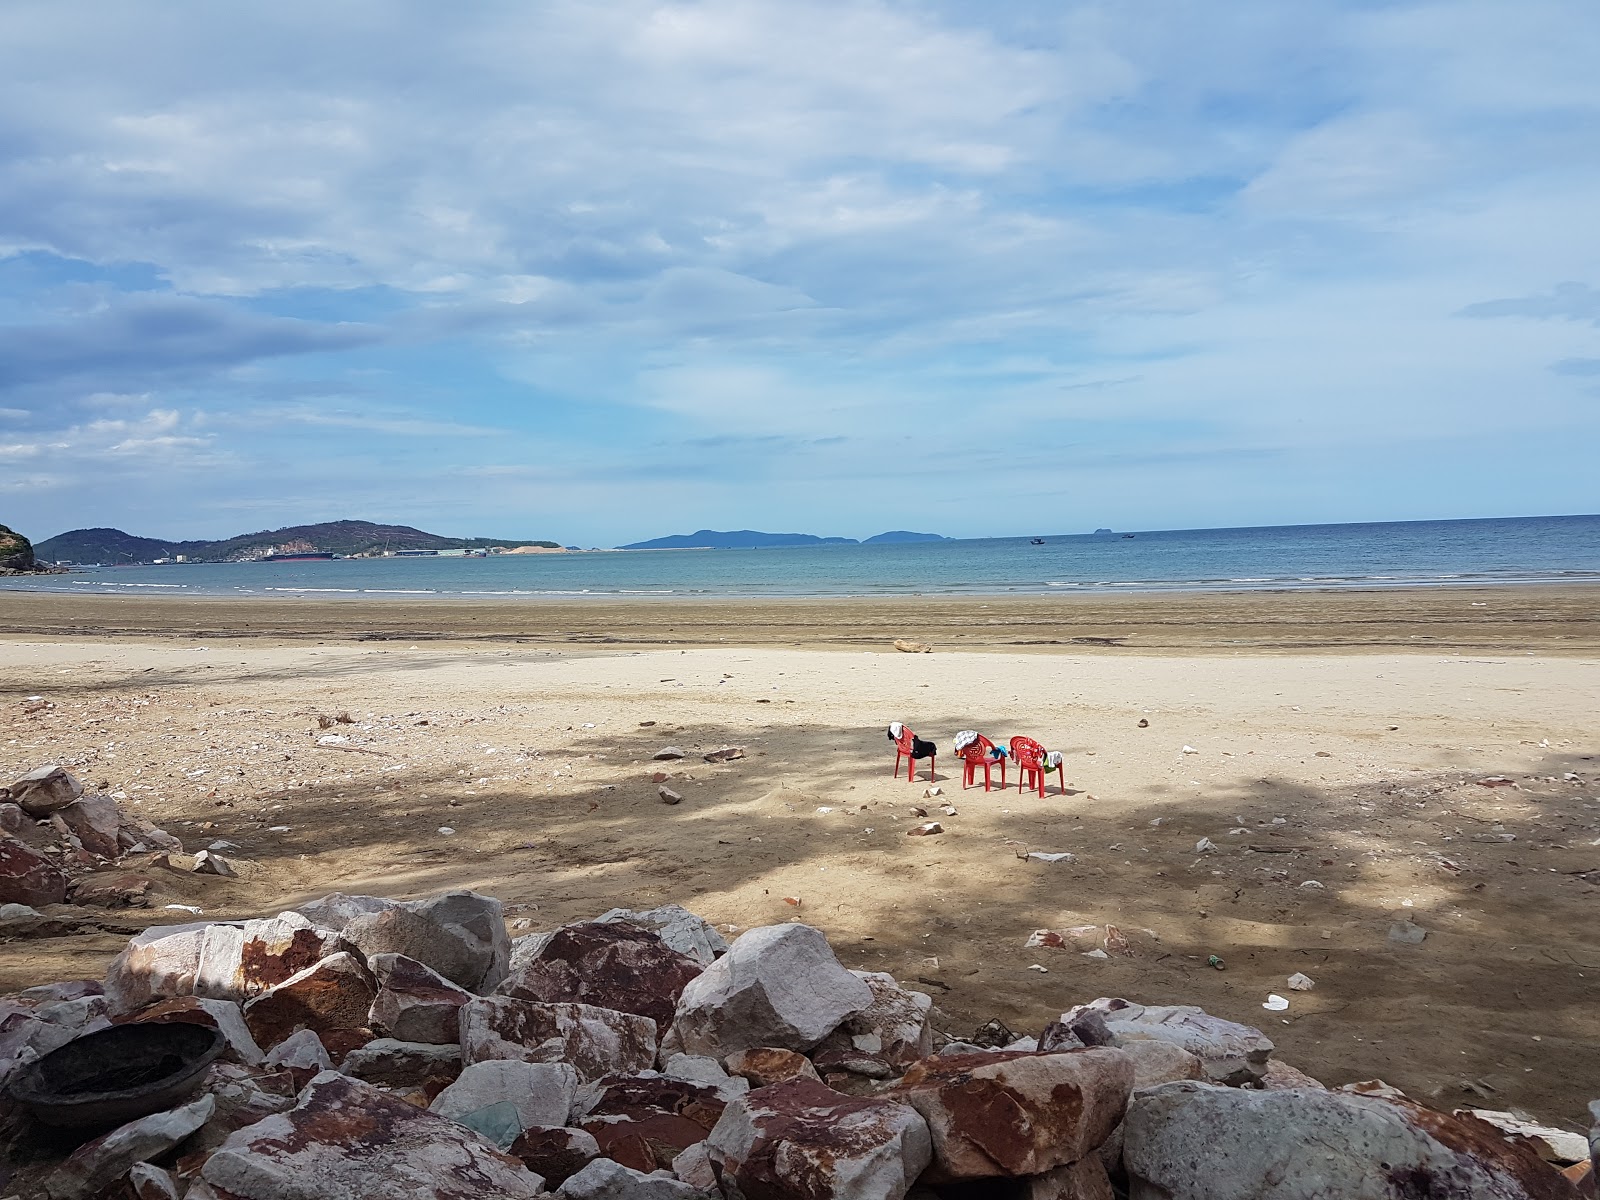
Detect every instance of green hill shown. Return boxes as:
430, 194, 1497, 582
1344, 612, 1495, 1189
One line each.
36, 520, 560, 564
0, 524, 36, 572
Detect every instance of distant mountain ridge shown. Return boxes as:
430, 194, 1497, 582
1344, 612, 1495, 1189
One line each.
619, 528, 949, 549
36, 520, 560, 564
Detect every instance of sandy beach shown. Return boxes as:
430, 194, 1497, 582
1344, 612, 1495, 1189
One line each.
2, 586, 1598, 1126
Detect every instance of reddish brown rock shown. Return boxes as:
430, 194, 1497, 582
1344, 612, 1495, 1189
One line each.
368, 951, 472, 1045
575, 1071, 728, 1172
459, 996, 657, 1083
199, 1071, 545, 1198
706, 1077, 932, 1200
724, 1046, 823, 1088
894, 1048, 1135, 1180
1260, 1057, 1327, 1090
508, 1125, 601, 1189
9, 765, 82, 817
241, 951, 376, 1049
57, 793, 122, 859
70, 872, 152, 908
0, 836, 68, 907
495, 920, 702, 1030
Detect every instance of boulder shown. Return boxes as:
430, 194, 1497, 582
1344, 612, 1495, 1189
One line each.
574, 1071, 728, 1172
660, 1052, 750, 1101
187, 1061, 298, 1154
812, 970, 933, 1078
596, 904, 729, 966
558, 1156, 705, 1199
407, 889, 511, 993
1123, 1081, 1580, 1200
56, 793, 123, 859
431, 1059, 579, 1132
0, 835, 69, 906
200, 1071, 545, 1198
723, 1046, 822, 1088
1261, 1058, 1328, 1090
460, 996, 657, 1082
340, 1037, 461, 1087
1062, 998, 1274, 1086
671, 1140, 718, 1191
120, 995, 266, 1065
368, 951, 472, 1044
241, 951, 376, 1049
263, 1028, 332, 1072
706, 1077, 932, 1200
497, 920, 702, 1030
41, 1093, 215, 1200
127, 1163, 182, 1200
669, 923, 873, 1058
9, 765, 82, 817
299, 889, 510, 992
894, 1048, 1134, 1180
1025, 1156, 1117, 1200
70, 871, 152, 908
1118, 1039, 1204, 1088
507, 1125, 601, 1188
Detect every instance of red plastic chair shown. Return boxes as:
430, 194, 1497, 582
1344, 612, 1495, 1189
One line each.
890, 726, 936, 783
958, 734, 1006, 792
1010, 736, 1049, 798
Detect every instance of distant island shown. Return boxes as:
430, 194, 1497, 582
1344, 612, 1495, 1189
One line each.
36, 520, 561, 565
618, 529, 950, 550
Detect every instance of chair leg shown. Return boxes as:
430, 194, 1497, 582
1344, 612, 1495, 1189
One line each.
928, 755, 936, 783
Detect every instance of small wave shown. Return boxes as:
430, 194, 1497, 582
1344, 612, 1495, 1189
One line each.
264, 587, 363, 593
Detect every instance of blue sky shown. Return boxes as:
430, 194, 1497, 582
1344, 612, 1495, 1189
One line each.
2, 0, 1598, 547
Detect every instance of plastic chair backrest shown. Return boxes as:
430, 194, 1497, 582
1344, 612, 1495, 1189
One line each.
893, 726, 917, 753
958, 734, 996, 762
1009, 736, 1046, 769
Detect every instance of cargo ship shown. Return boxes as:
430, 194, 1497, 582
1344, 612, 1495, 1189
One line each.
259, 552, 336, 562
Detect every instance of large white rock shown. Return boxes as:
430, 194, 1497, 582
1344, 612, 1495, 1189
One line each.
460, 996, 658, 1082
596, 904, 730, 967
1123, 1081, 1579, 1200
558, 1156, 705, 1199
706, 1077, 932, 1200
297, 889, 511, 993
669, 923, 872, 1058
407, 889, 512, 993
431, 1059, 578, 1130
812, 970, 933, 1077
43, 1094, 215, 1200
264, 1028, 332, 1072
1062, 998, 1274, 1086
200, 1071, 544, 1198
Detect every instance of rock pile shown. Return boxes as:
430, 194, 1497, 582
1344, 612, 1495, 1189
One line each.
1, 892, 1594, 1199
1, 766, 186, 922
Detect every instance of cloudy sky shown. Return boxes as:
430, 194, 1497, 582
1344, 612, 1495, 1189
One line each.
3, 1, 1598, 546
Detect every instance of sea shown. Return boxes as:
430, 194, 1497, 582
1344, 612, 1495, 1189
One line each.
9, 515, 1600, 601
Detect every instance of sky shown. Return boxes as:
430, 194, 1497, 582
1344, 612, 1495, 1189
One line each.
2, 1, 1598, 547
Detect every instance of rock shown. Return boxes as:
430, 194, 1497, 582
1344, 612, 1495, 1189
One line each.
1261, 1058, 1327, 1090
1389, 919, 1428, 945
724, 1046, 822, 1088
432, 1059, 578, 1132
341, 1036, 461, 1086
41, 1093, 215, 1200
0, 835, 69, 906
596, 905, 729, 967
9, 765, 83, 817
406, 889, 512, 993
0, 801, 24, 834
703, 746, 745, 763
1459, 1110, 1592, 1164
460, 996, 658, 1082
671, 1140, 718, 1191
1118, 1039, 1204, 1088
906, 822, 943, 836
812, 971, 933, 1077
368, 951, 473, 1044
241, 950, 377, 1049
1025, 1156, 1118, 1200
575, 1071, 729, 1172
70, 871, 152, 908
263, 1027, 332, 1072
192, 849, 237, 877
200, 1070, 545, 1198
127, 1163, 182, 1200
120, 995, 265, 1065
653, 747, 686, 761
894, 1048, 1134, 1180
187, 1061, 298, 1155
670, 923, 873, 1058
706, 1077, 932, 1200
658, 786, 683, 805
496, 920, 702, 1030
298, 889, 510, 993
508, 1125, 601, 1188
558, 1156, 703, 1199
56, 793, 122, 858
1062, 998, 1274, 1086
116, 811, 182, 854
1124, 1081, 1579, 1200
894, 639, 932, 653
661, 1053, 750, 1101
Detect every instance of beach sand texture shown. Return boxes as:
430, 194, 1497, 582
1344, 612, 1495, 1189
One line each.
1, 586, 1597, 1126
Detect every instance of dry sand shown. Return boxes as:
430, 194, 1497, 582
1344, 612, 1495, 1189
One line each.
1, 587, 1598, 1129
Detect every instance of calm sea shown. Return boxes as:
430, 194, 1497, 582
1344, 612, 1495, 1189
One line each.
10, 515, 1600, 600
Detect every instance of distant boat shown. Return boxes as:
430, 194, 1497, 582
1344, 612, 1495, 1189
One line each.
260, 552, 335, 562
1030, 538, 1045, 545
1122, 534, 1136, 539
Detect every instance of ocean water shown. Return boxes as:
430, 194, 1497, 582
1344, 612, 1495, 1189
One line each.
10, 515, 1600, 600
